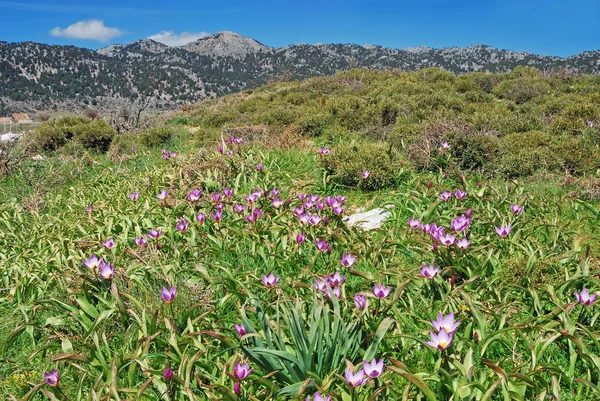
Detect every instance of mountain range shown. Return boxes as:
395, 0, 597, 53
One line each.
1, 31, 599, 114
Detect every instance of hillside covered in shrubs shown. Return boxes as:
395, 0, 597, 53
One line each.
180, 67, 600, 182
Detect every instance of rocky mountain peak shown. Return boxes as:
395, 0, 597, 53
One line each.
182, 30, 270, 58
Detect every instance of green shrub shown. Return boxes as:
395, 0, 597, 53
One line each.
139, 126, 176, 148
170, 116, 191, 125
499, 113, 544, 135
296, 113, 331, 137
492, 78, 551, 104
444, 128, 500, 171
455, 76, 480, 93
201, 109, 243, 128
462, 73, 501, 93
495, 130, 599, 176
550, 135, 600, 174
327, 96, 377, 130
30, 117, 114, 152
550, 103, 600, 134
61, 141, 87, 157
108, 134, 139, 156
253, 105, 299, 126
72, 120, 115, 152
496, 131, 558, 177
417, 68, 456, 84
321, 141, 403, 190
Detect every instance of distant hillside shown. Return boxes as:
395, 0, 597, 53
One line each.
1, 31, 600, 114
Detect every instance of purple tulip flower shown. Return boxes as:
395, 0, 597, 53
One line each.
128, 192, 140, 201
83, 254, 103, 270
454, 189, 467, 199
196, 212, 206, 224
156, 189, 169, 200
296, 232, 306, 244
431, 312, 461, 333
421, 264, 440, 279
306, 392, 332, 401
333, 206, 345, 216
233, 203, 246, 214
574, 288, 597, 306
407, 218, 421, 229
510, 204, 523, 214
308, 214, 322, 225
148, 228, 162, 239
495, 224, 511, 237
99, 261, 114, 280
44, 369, 60, 387
363, 358, 385, 378
313, 278, 328, 292
233, 362, 252, 380
187, 188, 202, 202
327, 271, 346, 287
456, 237, 471, 250
176, 217, 189, 233
438, 233, 456, 246
372, 283, 391, 299
362, 170, 371, 179
425, 329, 454, 350
314, 239, 331, 253
261, 272, 280, 287
354, 294, 367, 310
439, 191, 452, 201
234, 323, 247, 336
134, 236, 147, 246
344, 367, 366, 388
340, 253, 357, 268
161, 286, 176, 303
451, 215, 471, 233
211, 211, 223, 223
163, 369, 173, 382
102, 237, 115, 249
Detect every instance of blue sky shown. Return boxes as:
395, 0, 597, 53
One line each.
0, 0, 598, 56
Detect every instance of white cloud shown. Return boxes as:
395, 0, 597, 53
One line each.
148, 30, 210, 47
50, 20, 124, 42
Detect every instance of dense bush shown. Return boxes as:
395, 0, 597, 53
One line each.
296, 112, 331, 136
72, 120, 115, 152
492, 77, 551, 104
139, 126, 176, 148
495, 131, 558, 177
550, 103, 600, 134
108, 133, 139, 156
320, 141, 404, 190
30, 117, 115, 152
445, 130, 500, 171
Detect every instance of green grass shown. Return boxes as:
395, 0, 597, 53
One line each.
1, 69, 600, 400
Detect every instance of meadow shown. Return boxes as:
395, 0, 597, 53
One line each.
1, 68, 599, 400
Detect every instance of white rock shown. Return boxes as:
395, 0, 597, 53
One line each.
0, 132, 23, 142
344, 206, 394, 231
31, 154, 45, 161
